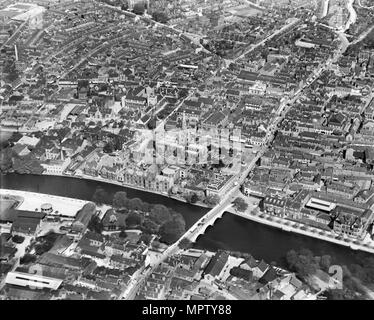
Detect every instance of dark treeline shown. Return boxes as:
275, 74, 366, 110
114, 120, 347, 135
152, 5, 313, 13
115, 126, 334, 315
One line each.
284, 248, 374, 300
91, 187, 186, 245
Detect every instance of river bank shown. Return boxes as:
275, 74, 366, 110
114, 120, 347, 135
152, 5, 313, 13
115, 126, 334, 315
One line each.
45, 171, 211, 209
194, 212, 373, 268
0, 173, 208, 229
231, 209, 374, 255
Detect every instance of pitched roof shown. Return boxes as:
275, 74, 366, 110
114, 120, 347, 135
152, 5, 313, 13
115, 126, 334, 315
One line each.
256, 260, 269, 272
241, 255, 257, 268
229, 266, 253, 281
204, 251, 229, 277
289, 274, 303, 289
259, 266, 278, 285
272, 289, 285, 300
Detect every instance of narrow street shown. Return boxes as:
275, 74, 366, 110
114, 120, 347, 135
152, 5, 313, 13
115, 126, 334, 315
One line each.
229, 18, 300, 64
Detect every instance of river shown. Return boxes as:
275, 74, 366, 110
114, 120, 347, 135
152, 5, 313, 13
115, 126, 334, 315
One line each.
1, 173, 373, 267
0, 173, 208, 228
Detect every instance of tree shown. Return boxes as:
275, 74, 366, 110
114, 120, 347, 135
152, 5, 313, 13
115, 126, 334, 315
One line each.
204, 194, 220, 206
147, 117, 157, 129
159, 214, 186, 244
92, 187, 109, 205
103, 142, 114, 153
320, 255, 332, 272
325, 289, 347, 300
119, 229, 127, 238
12, 153, 45, 175
87, 215, 103, 234
142, 218, 159, 234
133, 2, 145, 15
178, 238, 193, 250
139, 233, 153, 245
126, 212, 142, 227
149, 204, 171, 225
191, 193, 199, 203
0, 148, 14, 173
286, 249, 298, 269
185, 193, 198, 204
128, 197, 145, 211
12, 235, 25, 244
233, 197, 248, 212
121, 0, 129, 11
113, 191, 128, 209
152, 11, 168, 24
20, 254, 37, 264
285, 248, 318, 278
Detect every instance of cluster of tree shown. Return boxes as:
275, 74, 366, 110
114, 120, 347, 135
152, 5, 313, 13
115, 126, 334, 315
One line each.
33, 232, 60, 255
285, 248, 373, 300
142, 217, 159, 234
146, 117, 157, 130
12, 155, 44, 175
204, 194, 220, 207
121, 0, 129, 11
20, 253, 37, 265
178, 238, 193, 250
184, 193, 199, 204
159, 213, 186, 244
202, 39, 235, 58
233, 198, 248, 212
211, 159, 226, 169
119, 227, 127, 239
125, 212, 143, 227
325, 264, 367, 300
0, 263, 12, 275
92, 187, 111, 206
0, 146, 43, 175
151, 11, 169, 24
112, 190, 186, 243
103, 137, 123, 153
88, 215, 104, 234
139, 233, 153, 245
286, 248, 325, 278
133, 2, 146, 15
348, 256, 374, 287
0, 148, 14, 173
12, 235, 25, 244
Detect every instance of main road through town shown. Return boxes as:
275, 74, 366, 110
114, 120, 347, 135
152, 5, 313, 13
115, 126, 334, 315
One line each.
224, 17, 300, 65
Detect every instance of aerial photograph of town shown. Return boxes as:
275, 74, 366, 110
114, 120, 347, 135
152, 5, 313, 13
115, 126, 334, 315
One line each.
0, 0, 374, 306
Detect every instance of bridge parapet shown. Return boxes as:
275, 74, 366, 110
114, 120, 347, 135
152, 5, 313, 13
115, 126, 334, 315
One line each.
184, 204, 231, 243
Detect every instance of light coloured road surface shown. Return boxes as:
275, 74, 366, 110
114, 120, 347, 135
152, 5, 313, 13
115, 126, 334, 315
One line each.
0, 20, 28, 50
